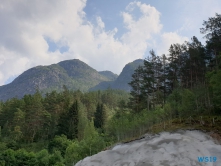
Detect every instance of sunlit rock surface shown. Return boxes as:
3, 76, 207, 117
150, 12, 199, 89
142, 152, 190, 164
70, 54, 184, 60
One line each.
75, 130, 221, 166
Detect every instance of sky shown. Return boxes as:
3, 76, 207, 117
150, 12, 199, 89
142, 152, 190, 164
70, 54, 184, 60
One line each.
0, 0, 221, 86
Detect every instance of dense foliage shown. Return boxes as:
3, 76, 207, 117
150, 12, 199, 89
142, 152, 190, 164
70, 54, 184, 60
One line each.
0, 89, 130, 165
0, 13, 220, 165
129, 13, 221, 115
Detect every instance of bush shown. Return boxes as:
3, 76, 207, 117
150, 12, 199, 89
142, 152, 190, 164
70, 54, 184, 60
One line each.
48, 135, 72, 157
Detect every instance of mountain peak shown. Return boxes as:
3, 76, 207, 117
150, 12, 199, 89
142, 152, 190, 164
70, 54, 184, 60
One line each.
98, 71, 118, 81
0, 59, 144, 101
89, 59, 144, 91
0, 59, 109, 101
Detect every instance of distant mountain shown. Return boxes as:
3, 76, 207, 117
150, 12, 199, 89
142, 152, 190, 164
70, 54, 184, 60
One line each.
89, 59, 144, 91
0, 59, 111, 101
98, 71, 118, 81
0, 59, 144, 101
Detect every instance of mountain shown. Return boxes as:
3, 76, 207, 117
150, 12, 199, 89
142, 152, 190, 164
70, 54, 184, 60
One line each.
98, 71, 118, 81
0, 59, 144, 101
0, 59, 111, 101
89, 59, 144, 91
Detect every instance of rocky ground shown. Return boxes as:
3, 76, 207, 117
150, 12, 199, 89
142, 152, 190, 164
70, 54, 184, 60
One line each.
75, 130, 221, 166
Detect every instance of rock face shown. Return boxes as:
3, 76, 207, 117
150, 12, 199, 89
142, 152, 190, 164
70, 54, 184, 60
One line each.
75, 130, 221, 166
90, 59, 144, 92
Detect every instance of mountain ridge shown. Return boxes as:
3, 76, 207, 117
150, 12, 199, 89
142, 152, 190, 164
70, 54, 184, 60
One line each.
89, 59, 144, 91
0, 59, 144, 101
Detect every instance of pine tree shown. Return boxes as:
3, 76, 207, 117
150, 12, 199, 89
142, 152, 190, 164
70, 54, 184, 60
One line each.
68, 100, 79, 139
166, 44, 182, 91
128, 66, 144, 112
44, 91, 63, 139
161, 54, 167, 106
141, 58, 154, 111
57, 100, 79, 139
200, 13, 221, 69
184, 36, 207, 88
23, 92, 46, 142
94, 103, 107, 130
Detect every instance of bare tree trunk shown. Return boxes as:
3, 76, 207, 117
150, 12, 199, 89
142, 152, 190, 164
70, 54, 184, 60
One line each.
195, 98, 199, 112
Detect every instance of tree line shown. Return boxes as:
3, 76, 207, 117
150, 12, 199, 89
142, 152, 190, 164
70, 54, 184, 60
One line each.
0, 88, 130, 165
129, 13, 221, 116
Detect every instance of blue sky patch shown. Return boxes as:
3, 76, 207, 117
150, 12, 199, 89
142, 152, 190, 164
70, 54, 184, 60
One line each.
5, 76, 16, 84
59, 45, 69, 53
45, 37, 69, 53
45, 37, 58, 52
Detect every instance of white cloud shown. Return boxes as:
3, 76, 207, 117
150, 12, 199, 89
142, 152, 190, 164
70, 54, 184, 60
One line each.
156, 32, 189, 56
121, 2, 162, 44
0, 0, 87, 85
96, 17, 105, 29
0, 0, 192, 86
0, 46, 30, 83
120, 2, 190, 59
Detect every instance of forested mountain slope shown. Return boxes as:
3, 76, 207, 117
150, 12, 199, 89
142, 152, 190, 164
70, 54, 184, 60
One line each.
0, 59, 142, 101
0, 59, 112, 101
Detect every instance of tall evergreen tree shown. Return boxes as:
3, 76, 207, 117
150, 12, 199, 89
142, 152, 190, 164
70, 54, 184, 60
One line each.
94, 103, 107, 129
57, 100, 79, 139
128, 66, 144, 112
201, 13, 221, 69
141, 57, 154, 111
161, 54, 167, 105
129, 50, 166, 111
68, 100, 79, 139
166, 44, 183, 91
23, 91, 47, 142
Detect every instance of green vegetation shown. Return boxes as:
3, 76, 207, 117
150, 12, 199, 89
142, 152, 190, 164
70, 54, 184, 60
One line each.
0, 89, 130, 165
0, 13, 220, 165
